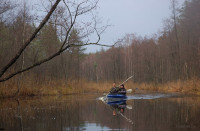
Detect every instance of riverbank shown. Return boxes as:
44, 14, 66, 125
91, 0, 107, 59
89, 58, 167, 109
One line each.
140, 79, 200, 95
0, 78, 200, 98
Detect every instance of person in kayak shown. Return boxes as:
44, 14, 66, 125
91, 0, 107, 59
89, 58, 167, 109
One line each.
110, 83, 126, 95
118, 84, 126, 95
109, 82, 119, 94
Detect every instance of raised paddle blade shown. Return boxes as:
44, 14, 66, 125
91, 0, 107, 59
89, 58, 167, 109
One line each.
126, 89, 132, 93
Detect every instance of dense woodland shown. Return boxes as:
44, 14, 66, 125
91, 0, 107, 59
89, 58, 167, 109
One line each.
82, 0, 200, 83
0, 0, 200, 88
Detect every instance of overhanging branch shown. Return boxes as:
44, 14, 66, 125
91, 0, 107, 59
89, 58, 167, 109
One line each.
0, 0, 61, 78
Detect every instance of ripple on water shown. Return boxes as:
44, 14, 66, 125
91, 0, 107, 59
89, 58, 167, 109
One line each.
127, 93, 177, 100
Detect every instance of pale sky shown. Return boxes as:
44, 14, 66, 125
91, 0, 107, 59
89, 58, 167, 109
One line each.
85, 0, 185, 53
28, 0, 185, 53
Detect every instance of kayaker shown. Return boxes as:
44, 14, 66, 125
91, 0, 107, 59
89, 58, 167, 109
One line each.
118, 84, 126, 95
109, 82, 120, 94
112, 82, 116, 88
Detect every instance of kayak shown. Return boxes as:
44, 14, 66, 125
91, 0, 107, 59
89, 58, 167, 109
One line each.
107, 94, 127, 99
107, 99, 126, 105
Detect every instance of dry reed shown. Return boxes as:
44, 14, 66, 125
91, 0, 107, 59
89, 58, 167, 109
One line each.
1, 78, 200, 98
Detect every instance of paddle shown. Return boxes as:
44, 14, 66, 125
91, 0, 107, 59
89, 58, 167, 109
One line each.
126, 89, 132, 93
126, 105, 132, 110
105, 75, 134, 97
119, 75, 134, 86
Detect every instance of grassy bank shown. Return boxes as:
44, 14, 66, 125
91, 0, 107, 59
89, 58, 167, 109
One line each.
0, 79, 111, 98
1, 78, 200, 98
130, 78, 200, 95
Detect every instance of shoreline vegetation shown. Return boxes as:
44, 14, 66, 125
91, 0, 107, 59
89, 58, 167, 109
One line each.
1, 78, 200, 98
1, 0, 200, 99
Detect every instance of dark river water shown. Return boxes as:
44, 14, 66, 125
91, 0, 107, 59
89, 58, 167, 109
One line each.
0, 93, 200, 131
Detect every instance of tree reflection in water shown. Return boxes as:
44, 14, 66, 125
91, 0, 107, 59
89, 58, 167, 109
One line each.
0, 94, 200, 131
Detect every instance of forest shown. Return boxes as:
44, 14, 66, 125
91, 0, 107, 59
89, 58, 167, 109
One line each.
82, 0, 200, 83
0, 0, 200, 97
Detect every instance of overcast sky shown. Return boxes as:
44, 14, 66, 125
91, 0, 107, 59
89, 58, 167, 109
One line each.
29, 0, 185, 53
85, 0, 185, 53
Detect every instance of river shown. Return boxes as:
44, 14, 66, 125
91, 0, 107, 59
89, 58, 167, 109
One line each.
0, 93, 200, 131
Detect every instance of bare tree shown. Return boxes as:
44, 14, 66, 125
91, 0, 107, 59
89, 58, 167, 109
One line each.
0, 0, 111, 82
171, 0, 181, 78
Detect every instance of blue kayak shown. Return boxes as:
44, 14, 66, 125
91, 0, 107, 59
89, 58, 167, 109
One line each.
107, 99, 126, 105
107, 94, 127, 99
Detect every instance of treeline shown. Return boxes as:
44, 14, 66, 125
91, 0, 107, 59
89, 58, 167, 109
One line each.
0, 0, 200, 87
81, 0, 200, 83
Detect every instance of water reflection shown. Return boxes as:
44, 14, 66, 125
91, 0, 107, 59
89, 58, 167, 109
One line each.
0, 94, 200, 131
101, 97, 134, 125
108, 99, 126, 116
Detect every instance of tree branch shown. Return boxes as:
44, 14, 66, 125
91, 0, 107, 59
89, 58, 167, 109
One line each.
0, 0, 112, 83
0, 45, 70, 82
0, 0, 61, 78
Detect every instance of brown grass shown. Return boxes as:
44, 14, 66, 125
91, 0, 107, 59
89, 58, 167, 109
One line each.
1, 78, 200, 98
